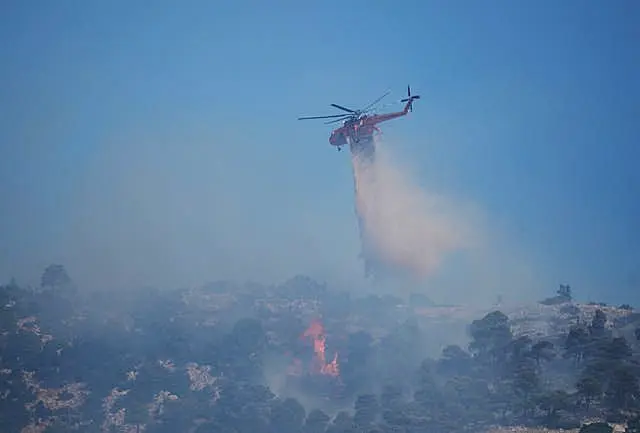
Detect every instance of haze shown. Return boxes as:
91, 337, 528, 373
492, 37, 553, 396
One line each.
1, 1, 638, 306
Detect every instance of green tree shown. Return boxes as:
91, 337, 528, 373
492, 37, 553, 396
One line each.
376, 320, 424, 390
511, 361, 540, 416
222, 317, 267, 382
580, 422, 613, 433
468, 311, 512, 367
558, 284, 572, 301
270, 397, 306, 433
538, 390, 571, 420
379, 384, 404, 410
40, 264, 72, 290
604, 337, 632, 361
353, 393, 379, 427
441, 375, 491, 424
437, 344, 472, 376
605, 365, 639, 412
0, 369, 31, 433
413, 359, 441, 410
507, 336, 534, 365
530, 340, 555, 367
576, 375, 603, 409
304, 409, 330, 433
341, 330, 374, 395
626, 416, 640, 433
565, 326, 590, 365
589, 310, 608, 339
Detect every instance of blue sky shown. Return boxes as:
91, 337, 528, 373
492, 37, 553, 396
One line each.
1, 1, 638, 305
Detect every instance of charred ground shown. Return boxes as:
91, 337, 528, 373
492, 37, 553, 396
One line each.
1, 267, 640, 433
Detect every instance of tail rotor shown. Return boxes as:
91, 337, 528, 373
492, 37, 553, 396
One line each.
400, 85, 420, 112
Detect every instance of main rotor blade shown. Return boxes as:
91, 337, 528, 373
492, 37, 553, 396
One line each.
325, 116, 351, 124
298, 113, 352, 120
330, 103, 356, 113
362, 89, 391, 112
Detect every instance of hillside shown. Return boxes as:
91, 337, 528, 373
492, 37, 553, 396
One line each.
1, 266, 640, 433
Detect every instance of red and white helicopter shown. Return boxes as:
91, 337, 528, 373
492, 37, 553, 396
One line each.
298, 85, 420, 155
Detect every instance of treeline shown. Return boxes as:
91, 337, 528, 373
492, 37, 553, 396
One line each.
1, 269, 640, 433
434, 309, 640, 429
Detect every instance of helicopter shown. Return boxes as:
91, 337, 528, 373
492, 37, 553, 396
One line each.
297, 85, 420, 155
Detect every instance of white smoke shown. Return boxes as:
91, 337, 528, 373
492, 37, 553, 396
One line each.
351, 138, 477, 279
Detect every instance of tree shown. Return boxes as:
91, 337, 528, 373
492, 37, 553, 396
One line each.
507, 336, 533, 364
341, 330, 374, 395
576, 375, 603, 410
589, 310, 608, 339
558, 284, 572, 301
414, 360, 442, 411
270, 397, 306, 433
605, 337, 632, 361
0, 369, 31, 433
40, 264, 72, 290
353, 393, 379, 427
538, 390, 571, 420
511, 361, 540, 411
8, 258, 640, 433
0, 283, 20, 335
304, 409, 330, 433
437, 344, 472, 376
376, 320, 425, 390
565, 326, 590, 365
580, 422, 613, 433
442, 375, 492, 424
222, 317, 267, 382
541, 284, 573, 305
379, 384, 404, 410
626, 416, 640, 433
605, 365, 639, 412
468, 310, 513, 367
530, 340, 555, 367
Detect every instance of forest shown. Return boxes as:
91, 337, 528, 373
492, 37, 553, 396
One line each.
1, 265, 640, 433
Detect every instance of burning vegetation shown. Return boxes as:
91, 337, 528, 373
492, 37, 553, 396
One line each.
288, 319, 340, 378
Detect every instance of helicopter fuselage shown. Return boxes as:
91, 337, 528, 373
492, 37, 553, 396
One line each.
329, 121, 377, 161
329, 116, 378, 147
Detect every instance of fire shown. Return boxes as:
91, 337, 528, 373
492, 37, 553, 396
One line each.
301, 319, 340, 377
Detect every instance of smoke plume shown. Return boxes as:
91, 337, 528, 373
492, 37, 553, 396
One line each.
351, 138, 475, 279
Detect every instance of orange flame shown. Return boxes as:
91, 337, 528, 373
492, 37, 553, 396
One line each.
301, 320, 339, 376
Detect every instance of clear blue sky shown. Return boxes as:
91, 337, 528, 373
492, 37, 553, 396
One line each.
1, 1, 638, 305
